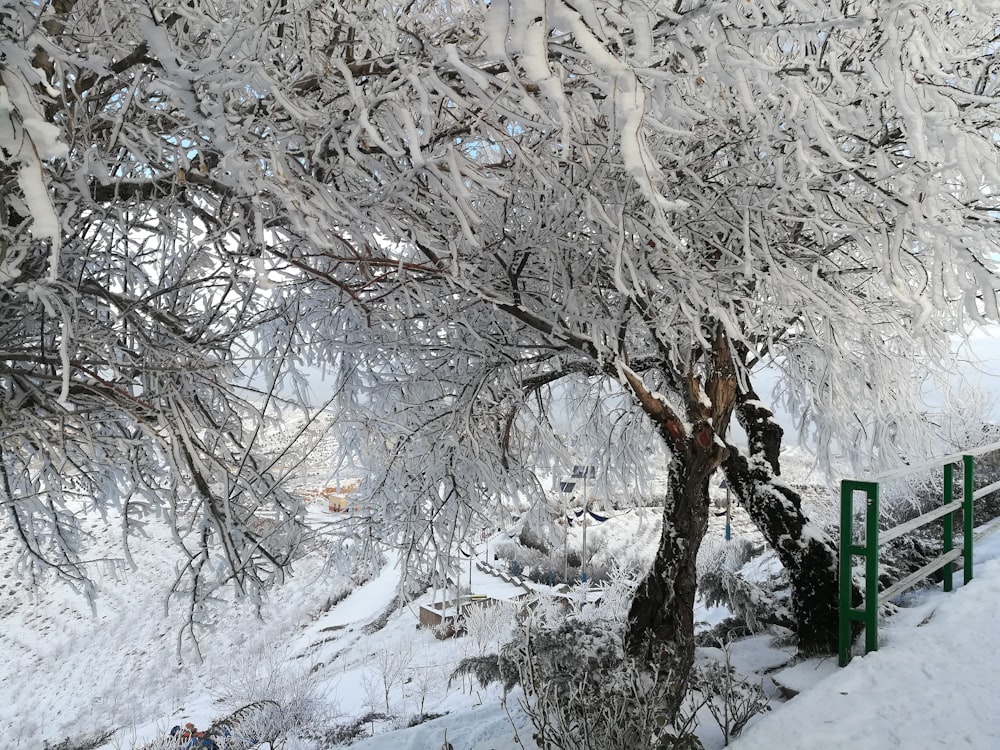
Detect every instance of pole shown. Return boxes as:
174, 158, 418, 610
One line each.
570, 465, 595, 584
564, 492, 569, 581
581, 472, 589, 583
725, 482, 731, 542
559, 480, 575, 582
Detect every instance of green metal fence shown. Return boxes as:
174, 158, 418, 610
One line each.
838, 455, 975, 667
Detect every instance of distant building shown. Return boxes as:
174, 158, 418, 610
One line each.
312, 481, 361, 512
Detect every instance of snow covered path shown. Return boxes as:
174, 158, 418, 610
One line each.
732, 535, 1000, 750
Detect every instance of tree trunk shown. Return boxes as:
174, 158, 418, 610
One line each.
722, 391, 852, 654
626, 430, 724, 717
619, 329, 736, 720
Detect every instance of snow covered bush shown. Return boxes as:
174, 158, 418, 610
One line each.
493, 536, 626, 586
868, 431, 1000, 602
211, 645, 332, 747
403, 663, 449, 721
691, 644, 771, 746
499, 616, 694, 750
366, 641, 414, 714
462, 600, 517, 657
698, 541, 793, 638
41, 731, 116, 750
948, 424, 1000, 526
872, 476, 955, 592
519, 521, 551, 554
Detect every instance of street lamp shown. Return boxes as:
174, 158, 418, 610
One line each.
559, 480, 575, 582
572, 464, 596, 583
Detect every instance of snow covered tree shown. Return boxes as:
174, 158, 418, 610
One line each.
232, 0, 1000, 695
11, 0, 1000, 728
269, 0, 999, 705
1, 0, 306, 609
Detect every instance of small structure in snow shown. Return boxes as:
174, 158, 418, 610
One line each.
419, 595, 496, 638
313, 480, 361, 512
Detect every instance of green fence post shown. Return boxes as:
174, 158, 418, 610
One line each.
964, 455, 974, 585
839, 481, 854, 667
840, 480, 881, 665
943, 463, 954, 593
863, 482, 879, 655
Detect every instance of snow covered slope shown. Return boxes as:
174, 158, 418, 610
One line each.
6, 448, 997, 749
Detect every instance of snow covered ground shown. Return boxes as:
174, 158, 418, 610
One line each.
3, 449, 999, 750
731, 531, 1000, 749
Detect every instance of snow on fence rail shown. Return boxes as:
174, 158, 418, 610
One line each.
838, 441, 1000, 667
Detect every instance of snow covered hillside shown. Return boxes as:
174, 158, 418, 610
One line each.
5, 447, 997, 750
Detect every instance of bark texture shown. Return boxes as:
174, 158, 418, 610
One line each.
722, 391, 852, 654
625, 431, 725, 717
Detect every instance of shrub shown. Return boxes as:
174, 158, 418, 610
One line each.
498, 617, 695, 750
877, 481, 948, 594
697, 542, 793, 636
494, 543, 617, 585
43, 731, 116, 750
691, 643, 770, 745
211, 644, 332, 747
305, 711, 387, 746
519, 522, 551, 553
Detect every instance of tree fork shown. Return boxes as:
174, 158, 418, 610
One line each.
619, 347, 736, 718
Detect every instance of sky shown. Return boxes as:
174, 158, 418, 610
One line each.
954, 329, 1000, 412
745, 329, 1000, 453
